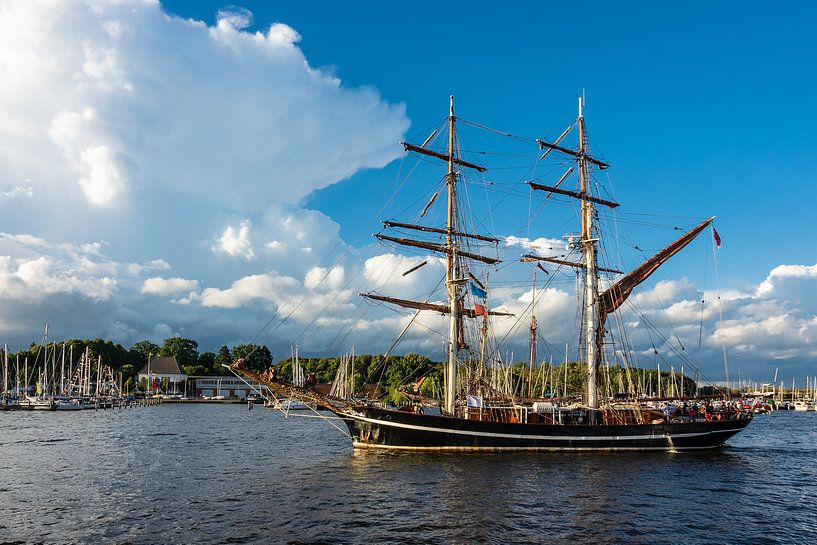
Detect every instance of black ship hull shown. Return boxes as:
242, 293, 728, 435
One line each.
337, 406, 752, 451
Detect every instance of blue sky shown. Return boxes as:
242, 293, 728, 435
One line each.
165, 0, 817, 287
1, 0, 816, 383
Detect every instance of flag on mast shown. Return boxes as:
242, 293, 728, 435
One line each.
470, 282, 487, 299
474, 303, 487, 316
713, 228, 722, 248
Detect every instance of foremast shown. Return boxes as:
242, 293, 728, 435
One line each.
444, 95, 459, 415
578, 97, 601, 410
360, 97, 502, 416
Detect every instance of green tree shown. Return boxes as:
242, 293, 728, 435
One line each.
379, 353, 437, 404
84, 338, 129, 368
197, 352, 216, 375
130, 340, 160, 368
232, 344, 272, 373
213, 346, 232, 375
160, 337, 199, 369
120, 364, 136, 382
386, 353, 433, 387
304, 357, 339, 382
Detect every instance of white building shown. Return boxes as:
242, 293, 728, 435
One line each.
190, 376, 267, 399
137, 356, 187, 393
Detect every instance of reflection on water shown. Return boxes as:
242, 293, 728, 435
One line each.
1, 406, 815, 544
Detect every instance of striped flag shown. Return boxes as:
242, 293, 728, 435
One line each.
470, 282, 487, 299
713, 228, 721, 248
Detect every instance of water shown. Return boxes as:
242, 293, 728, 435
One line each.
1, 406, 815, 545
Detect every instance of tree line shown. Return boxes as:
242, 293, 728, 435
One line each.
5, 336, 703, 401
4, 336, 273, 392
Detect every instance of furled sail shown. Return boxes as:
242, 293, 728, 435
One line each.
360, 293, 513, 318
520, 254, 623, 274
536, 138, 609, 169
529, 182, 619, 208
375, 234, 500, 265
402, 142, 487, 172
383, 221, 500, 244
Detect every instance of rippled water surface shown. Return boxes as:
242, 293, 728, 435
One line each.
1, 405, 815, 544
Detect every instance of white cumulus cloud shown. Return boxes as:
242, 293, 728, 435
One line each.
200, 272, 300, 309
304, 266, 345, 290
141, 277, 199, 296
213, 219, 255, 260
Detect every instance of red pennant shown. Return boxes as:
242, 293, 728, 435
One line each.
474, 303, 487, 316
713, 228, 721, 248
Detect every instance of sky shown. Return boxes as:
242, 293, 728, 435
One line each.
1, 0, 816, 383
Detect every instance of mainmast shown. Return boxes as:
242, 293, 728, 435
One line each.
445, 95, 459, 415
578, 97, 600, 410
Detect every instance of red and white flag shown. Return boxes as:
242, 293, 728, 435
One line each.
713, 228, 722, 248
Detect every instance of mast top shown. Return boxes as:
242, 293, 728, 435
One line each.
578, 94, 583, 119
450, 95, 454, 117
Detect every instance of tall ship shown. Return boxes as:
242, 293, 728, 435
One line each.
233, 96, 752, 451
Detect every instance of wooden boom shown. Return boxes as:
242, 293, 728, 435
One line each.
529, 182, 620, 209
360, 293, 513, 318
403, 142, 487, 172
376, 234, 500, 265
536, 139, 609, 169
520, 254, 623, 274
383, 220, 500, 244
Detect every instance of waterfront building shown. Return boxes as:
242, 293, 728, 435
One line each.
189, 376, 267, 399
137, 356, 187, 393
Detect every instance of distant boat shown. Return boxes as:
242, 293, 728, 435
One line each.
793, 400, 815, 412
20, 395, 55, 411
54, 399, 82, 411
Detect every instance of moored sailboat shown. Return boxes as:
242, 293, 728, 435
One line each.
233, 96, 752, 451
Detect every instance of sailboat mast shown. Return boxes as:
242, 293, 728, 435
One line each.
43, 325, 48, 396
478, 273, 489, 397
578, 96, 600, 410
85, 346, 91, 396
60, 342, 65, 395
528, 271, 537, 398
445, 95, 459, 415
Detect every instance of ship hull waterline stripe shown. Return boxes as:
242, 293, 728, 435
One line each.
340, 412, 746, 442
351, 442, 723, 452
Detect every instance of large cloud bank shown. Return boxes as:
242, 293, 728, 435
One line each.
0, 0, 409, 348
